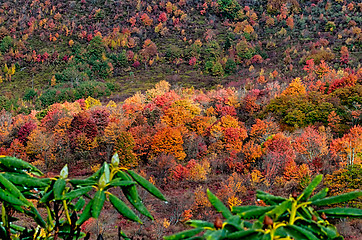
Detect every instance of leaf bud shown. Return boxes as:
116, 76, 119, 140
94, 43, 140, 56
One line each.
214, 216, 223, 229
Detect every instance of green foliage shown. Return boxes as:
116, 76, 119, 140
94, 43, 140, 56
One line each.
217, 0, 242, 20
55, 66, 89, 83
0, 154, 166, 239
108, 50, 128, 68
165, 45, 183, 60
205, 41, 221, 61
23, 88, 37, 101
0, 36, 13, 53
39, 81, 111, 107
224, 58, 236, 74
164, 174, 362, 239
266, 93, 335, 129
324, 164, 362, 208
0, 96, 18, 112
211, 61, 224, 76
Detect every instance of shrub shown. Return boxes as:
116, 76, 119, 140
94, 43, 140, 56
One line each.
23, 88, 38, 101
224, 58, 236, 74
165, 175, 362, 239
217, 0, 242, 20
0, 155, 166, 239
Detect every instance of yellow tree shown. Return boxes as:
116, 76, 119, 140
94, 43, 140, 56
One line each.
280, 77, 306, 96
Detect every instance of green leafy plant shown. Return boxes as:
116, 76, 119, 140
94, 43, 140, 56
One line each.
164, 174, 362, 239
0, 154, 166, 239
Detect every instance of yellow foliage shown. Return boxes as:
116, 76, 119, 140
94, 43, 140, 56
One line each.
146, 80, 171, 100
106, 100, 117, 109
228, 195, 243, 209
251, 169, 264, 185
187, 159, 210, 182
280, 77, 306, 96
84, 96, 101, 109
193, 186, 211, 208
91, 164, 101, 173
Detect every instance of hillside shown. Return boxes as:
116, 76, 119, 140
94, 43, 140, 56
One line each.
0, 0, 361, 239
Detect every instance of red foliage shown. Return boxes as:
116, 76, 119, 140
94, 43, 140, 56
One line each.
158, 12, 167, 23
17, 121, 37, 144
171, 164, 189, 181
215, 104, 236, 117
328, 73, 357, 93
68, 111, 98, 149
89, 107, 110, 135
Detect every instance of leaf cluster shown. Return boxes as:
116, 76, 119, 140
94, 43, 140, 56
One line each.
164, 174, 362, 240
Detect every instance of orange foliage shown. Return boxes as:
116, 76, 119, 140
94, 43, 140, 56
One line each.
330, 125, 362, 165
292, 126, 328, 162
250, 118, 279, 143
151, 127, 186, 160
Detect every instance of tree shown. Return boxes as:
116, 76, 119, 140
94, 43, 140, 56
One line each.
280, 77, 306, 96
151, 127, 186, 161
217, 0, 242, 20
139, 39, 157, 70
292, 126, 328, 163
330, 125, 362, 165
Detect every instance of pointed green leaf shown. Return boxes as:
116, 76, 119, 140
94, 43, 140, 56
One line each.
256, 190, 286, 205
186, 220, 214, 229
223, 215, 243, 232
0, 174, 32, 207
317, 207, 362, 218
204, 229, 226, 240
0, 188, 27, 206
108, 179, 135, 187
108, 194, 142, 223
53, 178, 66, 200
299, 174, 323, 201
311, 191, 362, 206
309, 187, 329, 202
92, 190, 106, 219
69, 178, 96, 187
0, 156, 43, 176
266, 200, 292, 220
76, 199, 93, 225
127, 170, 166, 201
234, 206, 274, 219
232, 205, 263, 213
39, 190, 53, 203
163, 228, 204, 240
63, 186, 93, 200
206, 189, 233, 219
227, 230, 259, 239
286, 224, 319, 240
2, 173, 50, 188
75, 197, 86, 211
122, 185, 153, 220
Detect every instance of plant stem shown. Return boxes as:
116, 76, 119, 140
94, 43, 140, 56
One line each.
289, 200, 297, 225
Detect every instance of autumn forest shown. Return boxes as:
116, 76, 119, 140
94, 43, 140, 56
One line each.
0, 0, 361, 239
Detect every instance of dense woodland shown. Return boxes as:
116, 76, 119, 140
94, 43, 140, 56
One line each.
0, 0, 361, 239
